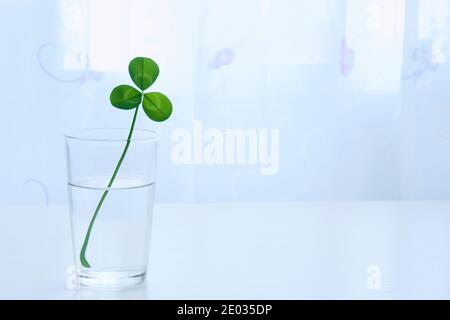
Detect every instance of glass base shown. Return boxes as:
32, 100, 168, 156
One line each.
78, 269, 146, 290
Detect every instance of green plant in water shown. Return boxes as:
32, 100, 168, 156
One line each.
80, 57, 173, 268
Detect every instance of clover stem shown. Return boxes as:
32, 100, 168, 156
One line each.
80, 105, 140, 268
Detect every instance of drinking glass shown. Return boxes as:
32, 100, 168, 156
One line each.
65, 128, 157, 289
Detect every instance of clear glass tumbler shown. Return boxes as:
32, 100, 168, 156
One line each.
65, 128, 157, 289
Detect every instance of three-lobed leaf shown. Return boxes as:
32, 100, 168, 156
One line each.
128, 57, 160, 91
142, 92, 173, 122
110, 57, 172, 122
110, 85, 142, 110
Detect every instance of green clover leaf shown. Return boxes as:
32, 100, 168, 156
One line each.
143, 92, 173, 122
110, 85, 142, 110
128, 57, 160, 91
109, 57, 172, 122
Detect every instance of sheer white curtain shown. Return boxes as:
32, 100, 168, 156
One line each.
0, 0, 449, 204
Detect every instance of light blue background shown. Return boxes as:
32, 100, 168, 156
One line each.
1, 0, 450, 205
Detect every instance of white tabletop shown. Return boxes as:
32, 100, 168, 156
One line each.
1, 202, 450, 299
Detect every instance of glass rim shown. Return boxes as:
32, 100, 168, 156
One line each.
65, 128, 159, 142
